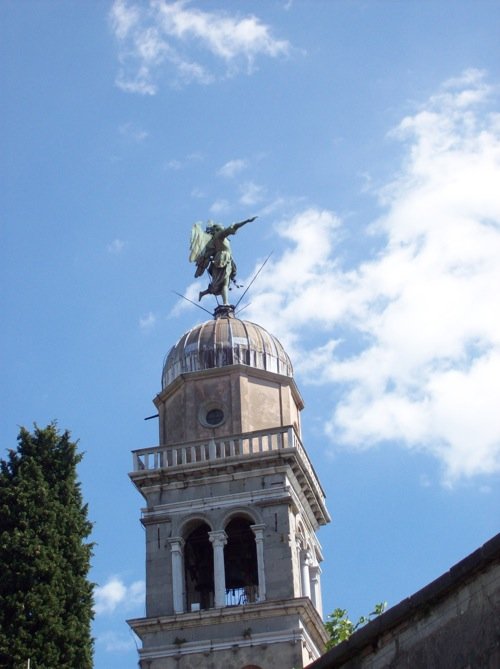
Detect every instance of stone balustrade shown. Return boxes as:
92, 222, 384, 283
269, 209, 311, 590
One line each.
132, 425, 323, 500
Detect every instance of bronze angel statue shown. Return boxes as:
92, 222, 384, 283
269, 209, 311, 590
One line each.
189, 217, 257, 305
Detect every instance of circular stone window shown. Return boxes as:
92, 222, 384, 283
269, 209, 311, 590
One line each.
198, 401, 227, 428
206, 408, 224, 426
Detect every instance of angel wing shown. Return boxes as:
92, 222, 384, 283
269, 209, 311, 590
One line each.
189, 223, 212, 263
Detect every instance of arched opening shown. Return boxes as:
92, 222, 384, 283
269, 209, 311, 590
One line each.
184, 522, 214, 611
224, 517, 258, 606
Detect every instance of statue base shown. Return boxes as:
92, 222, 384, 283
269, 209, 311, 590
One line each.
213, 304, 236, 320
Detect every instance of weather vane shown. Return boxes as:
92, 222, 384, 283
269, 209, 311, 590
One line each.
189, 216, 257, 305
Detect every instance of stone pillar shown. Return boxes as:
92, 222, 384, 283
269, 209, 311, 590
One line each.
167, 537, 185, 614
300, 549, 311, 599
309, 564, 323, 616
209, 530, 227, 608
168, 537, 185, 614
251, 523, 266, 602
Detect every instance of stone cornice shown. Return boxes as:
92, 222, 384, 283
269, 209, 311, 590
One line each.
128, 596, 329, 652
131, 447, 329, 527
154, 363, 304, 411
141, 484, 293, 522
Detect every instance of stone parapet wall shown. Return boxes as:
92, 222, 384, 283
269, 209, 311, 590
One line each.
309, 533, 500, 669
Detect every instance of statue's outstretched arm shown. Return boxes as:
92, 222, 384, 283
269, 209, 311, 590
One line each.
225, 216, 257, 236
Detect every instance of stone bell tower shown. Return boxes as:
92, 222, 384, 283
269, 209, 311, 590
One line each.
128, 305, 330, 669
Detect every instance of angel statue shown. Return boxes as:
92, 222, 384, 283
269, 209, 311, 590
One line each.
189, 217, 257, 305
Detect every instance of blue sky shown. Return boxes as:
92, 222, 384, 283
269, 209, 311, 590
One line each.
2, 1, 500, 666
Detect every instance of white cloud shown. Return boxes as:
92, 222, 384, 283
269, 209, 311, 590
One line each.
154, 0, 290, 62
94, 576, 145, 615
239, 181, 266, 206
139, 312, 157, 330
245, 70, 500, 484
107, 238, 125, 254
218, 158, 248, 178
166, 152, 203, 170
210, 198, 230, 214
190, 186, 205, 198
119, 121, 148, 141
109, 0, 290, 93
167, 158, 182, 170
109, 0, 140, 40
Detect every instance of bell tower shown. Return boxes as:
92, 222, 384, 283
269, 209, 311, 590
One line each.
128, 305, 330, 669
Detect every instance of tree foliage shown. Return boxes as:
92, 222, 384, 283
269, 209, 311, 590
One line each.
325, 602, 387, 650
0, 424, 94, 668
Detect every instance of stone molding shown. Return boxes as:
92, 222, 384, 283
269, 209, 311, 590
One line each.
155, 362, 304, 411
137, 626, 316, 662
128, 596, 329, 654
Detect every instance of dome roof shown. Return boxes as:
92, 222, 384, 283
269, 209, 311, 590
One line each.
162, 307, 293, 389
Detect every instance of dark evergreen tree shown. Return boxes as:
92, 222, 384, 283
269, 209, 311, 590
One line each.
0, 424, 94, 668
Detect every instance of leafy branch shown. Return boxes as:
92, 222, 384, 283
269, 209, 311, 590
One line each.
324, 602, 387, 650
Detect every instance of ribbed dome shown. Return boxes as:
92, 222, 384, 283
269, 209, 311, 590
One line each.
162, 309, 293, 389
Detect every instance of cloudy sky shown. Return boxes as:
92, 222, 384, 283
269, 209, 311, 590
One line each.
2, 1, 500, 667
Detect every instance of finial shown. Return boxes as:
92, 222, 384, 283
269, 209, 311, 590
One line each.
213, 304, 235, 320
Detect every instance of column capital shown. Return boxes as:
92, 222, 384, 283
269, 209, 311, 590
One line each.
309, 563, 322, 577
250, 523, 266, 540
167, 536, 185, 551
296, 535, 305, 550
208, 530, 227, 548
300, 547, 313, 563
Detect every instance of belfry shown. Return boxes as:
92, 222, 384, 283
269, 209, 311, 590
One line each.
128, 220, 330, 668
128, 305, 330, 668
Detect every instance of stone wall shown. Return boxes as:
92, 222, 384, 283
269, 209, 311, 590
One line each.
309, 533, 500, 669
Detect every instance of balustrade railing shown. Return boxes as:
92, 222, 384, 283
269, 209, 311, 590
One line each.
136, 425, 297, 469
132, 425, 324, 501
133, 426, 290, 470
184, 585, 258, 612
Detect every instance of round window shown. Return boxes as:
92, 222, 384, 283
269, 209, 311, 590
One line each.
206, 408, 224, 426
198, 401, 227, 428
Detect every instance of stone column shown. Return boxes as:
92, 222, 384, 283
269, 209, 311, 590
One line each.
209, 530, 228, 608
309, 564, 323, 616
167, 537, 185, 614
251, 523, 266, 602
300, 549, 311, 599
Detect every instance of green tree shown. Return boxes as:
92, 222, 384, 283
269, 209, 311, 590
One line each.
325, 602, 387, 650
0, 424, 94, 668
